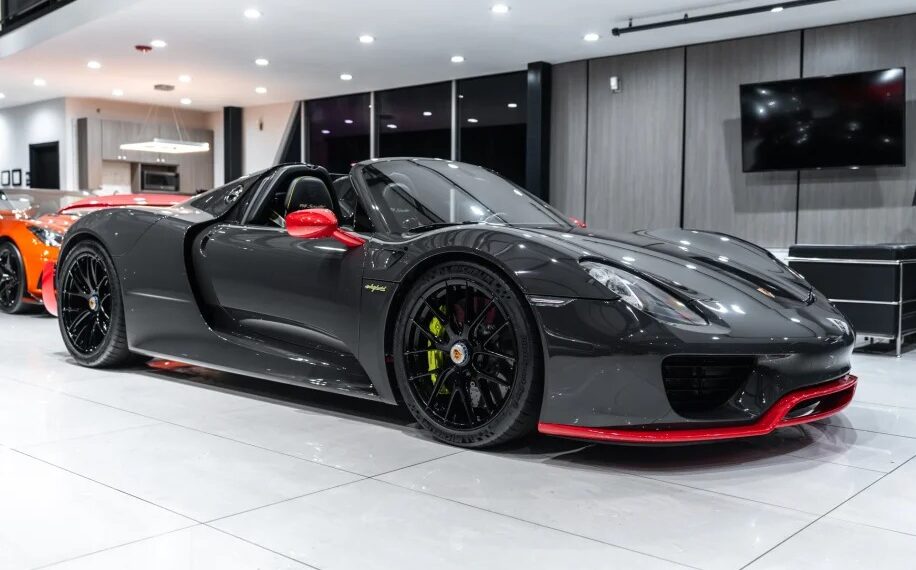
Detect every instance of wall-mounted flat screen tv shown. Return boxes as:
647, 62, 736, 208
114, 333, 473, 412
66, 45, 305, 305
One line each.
740, 68, 906, 172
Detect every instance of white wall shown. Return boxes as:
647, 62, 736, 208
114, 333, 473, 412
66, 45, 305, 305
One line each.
0, 98, 68, 189
243, 102, 296, 175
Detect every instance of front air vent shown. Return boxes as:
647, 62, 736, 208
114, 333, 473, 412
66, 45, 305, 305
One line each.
662, 356, 756, 415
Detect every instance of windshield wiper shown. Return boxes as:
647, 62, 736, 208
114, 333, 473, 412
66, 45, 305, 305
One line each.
406, 221, 483, 234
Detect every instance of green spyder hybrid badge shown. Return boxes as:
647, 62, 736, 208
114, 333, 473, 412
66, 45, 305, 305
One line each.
365, 283, 388, 293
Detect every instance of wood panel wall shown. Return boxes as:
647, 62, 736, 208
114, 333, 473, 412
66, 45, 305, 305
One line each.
548, 61, 588, 220
549, 13, 916, 247
683, 32, 801, 247
798, 14, 916, 244
585, 48, 684, 232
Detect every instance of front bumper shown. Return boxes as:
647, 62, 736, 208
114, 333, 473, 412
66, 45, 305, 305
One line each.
531, 297, 855, 432
539, 374, 857, 443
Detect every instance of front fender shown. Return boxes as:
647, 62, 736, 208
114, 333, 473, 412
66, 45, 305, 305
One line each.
364, 226, 609, 299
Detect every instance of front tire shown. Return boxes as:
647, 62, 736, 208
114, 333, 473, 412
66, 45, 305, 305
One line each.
393, 262, 542, 448
57, 240, 132, 368
0, 242, 31, 314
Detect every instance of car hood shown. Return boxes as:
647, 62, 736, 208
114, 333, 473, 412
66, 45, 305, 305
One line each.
31, 213, 75, 235
523, 226, 837, 340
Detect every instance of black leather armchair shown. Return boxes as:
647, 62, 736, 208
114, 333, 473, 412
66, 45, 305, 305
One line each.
789, 244, 916, 356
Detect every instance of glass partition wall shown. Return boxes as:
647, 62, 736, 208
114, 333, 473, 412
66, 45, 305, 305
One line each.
458, 72, 527, 186
304, 71, 527, 185
306, 93, 371, 175
376, 82, 451, 159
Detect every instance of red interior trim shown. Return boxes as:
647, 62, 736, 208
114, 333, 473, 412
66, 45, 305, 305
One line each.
539, 374, 857, 444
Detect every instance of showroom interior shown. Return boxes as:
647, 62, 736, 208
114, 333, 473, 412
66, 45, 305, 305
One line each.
2, 0, 916, 568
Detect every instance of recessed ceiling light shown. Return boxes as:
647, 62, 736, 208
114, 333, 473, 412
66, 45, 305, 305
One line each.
244, 8, 261, 19
340, 73, 353, 81
150, 39, 167, 48
491, 4, 510, 14
0, 93, 5, 99
112, 89, 124, 97
180, 97, 192, 105
255, 58, 270, 66
386, 123, 397, 129
321, 129, 331, 134
451, 55, 465, 63
255, 86, 267, 94
422, 111, 432, 116
583, 32, 600, 42
507, 102, 518, 108
467, 118, 479, 123
771, 6, 785, 12
344, 119, 354, 124
178, 74, 191, 83
359, 34, 375, 44
33, 78, 46, 87
87, 60, 102, 70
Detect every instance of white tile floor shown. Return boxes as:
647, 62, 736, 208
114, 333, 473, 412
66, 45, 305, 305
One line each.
1, 315, 915, 569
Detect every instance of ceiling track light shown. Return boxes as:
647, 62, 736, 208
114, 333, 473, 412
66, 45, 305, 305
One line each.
611, 0, 836, 36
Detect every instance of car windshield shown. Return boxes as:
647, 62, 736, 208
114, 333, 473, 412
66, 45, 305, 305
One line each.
358, 159, 571, 233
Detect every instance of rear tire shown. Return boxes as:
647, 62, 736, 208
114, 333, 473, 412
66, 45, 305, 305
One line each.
57, 240, 133, 368
0, 242, 31, 315
393, 262, 542, 448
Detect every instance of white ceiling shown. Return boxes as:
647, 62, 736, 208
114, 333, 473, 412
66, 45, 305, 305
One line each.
0, 0, 914, 111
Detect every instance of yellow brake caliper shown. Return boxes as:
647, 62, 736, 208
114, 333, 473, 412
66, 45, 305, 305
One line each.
428, 308, 448, 393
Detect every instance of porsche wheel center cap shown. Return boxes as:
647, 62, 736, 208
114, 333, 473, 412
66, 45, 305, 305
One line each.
88, 295, 99, 312
450, 342, 470, 366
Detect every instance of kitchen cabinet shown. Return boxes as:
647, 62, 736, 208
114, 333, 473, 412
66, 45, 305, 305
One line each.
79, 117, 214, 194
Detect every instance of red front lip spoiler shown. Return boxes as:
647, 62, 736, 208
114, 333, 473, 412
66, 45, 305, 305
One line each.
539, 374, 857, 444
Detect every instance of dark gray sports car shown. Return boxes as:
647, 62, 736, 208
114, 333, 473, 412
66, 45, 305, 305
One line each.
52, 158, 857, 448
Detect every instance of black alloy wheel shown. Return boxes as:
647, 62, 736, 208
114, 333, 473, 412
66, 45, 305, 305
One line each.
0, 242, 30, 314
61, 251, 112, 353
394, 262, 541, 448
57, 241, 133, 367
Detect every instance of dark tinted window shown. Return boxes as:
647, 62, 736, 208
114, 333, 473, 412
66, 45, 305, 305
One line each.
376, 82, 451, 159
458, 72, 527, 185
360, 159, 568, 233
307, 94, 371, 173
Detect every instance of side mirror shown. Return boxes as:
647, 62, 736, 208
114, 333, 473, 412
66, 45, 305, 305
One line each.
285, 208, 365, 248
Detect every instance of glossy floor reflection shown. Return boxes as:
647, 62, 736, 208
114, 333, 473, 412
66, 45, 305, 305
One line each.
1, 314, 914, 569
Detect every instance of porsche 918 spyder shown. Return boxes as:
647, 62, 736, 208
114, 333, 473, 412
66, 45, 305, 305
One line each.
0, 190, 184, 314
52, 159, 857, 448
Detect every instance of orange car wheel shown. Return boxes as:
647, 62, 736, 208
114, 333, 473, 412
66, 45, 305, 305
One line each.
0, 242, 31, 314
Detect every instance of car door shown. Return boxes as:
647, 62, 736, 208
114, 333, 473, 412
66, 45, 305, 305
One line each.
191, 169, 367, 356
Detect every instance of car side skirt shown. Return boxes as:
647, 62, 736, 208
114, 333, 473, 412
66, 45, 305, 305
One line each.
538, 374, 857, 444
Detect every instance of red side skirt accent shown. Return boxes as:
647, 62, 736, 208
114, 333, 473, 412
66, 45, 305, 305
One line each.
538, 374, 857, 444
41, 261, 58, 317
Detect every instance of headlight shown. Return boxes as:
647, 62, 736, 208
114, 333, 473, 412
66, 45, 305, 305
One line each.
581, 261, 707, 326
28, 226, 63, 247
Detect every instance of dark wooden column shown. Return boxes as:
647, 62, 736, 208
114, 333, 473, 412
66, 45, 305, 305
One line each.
223, 106, 244, 182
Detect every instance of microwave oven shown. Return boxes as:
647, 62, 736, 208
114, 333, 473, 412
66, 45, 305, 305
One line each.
142, 169, 180, 192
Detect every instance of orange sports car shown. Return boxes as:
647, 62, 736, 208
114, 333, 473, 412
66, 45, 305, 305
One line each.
0, 190, 185, 314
